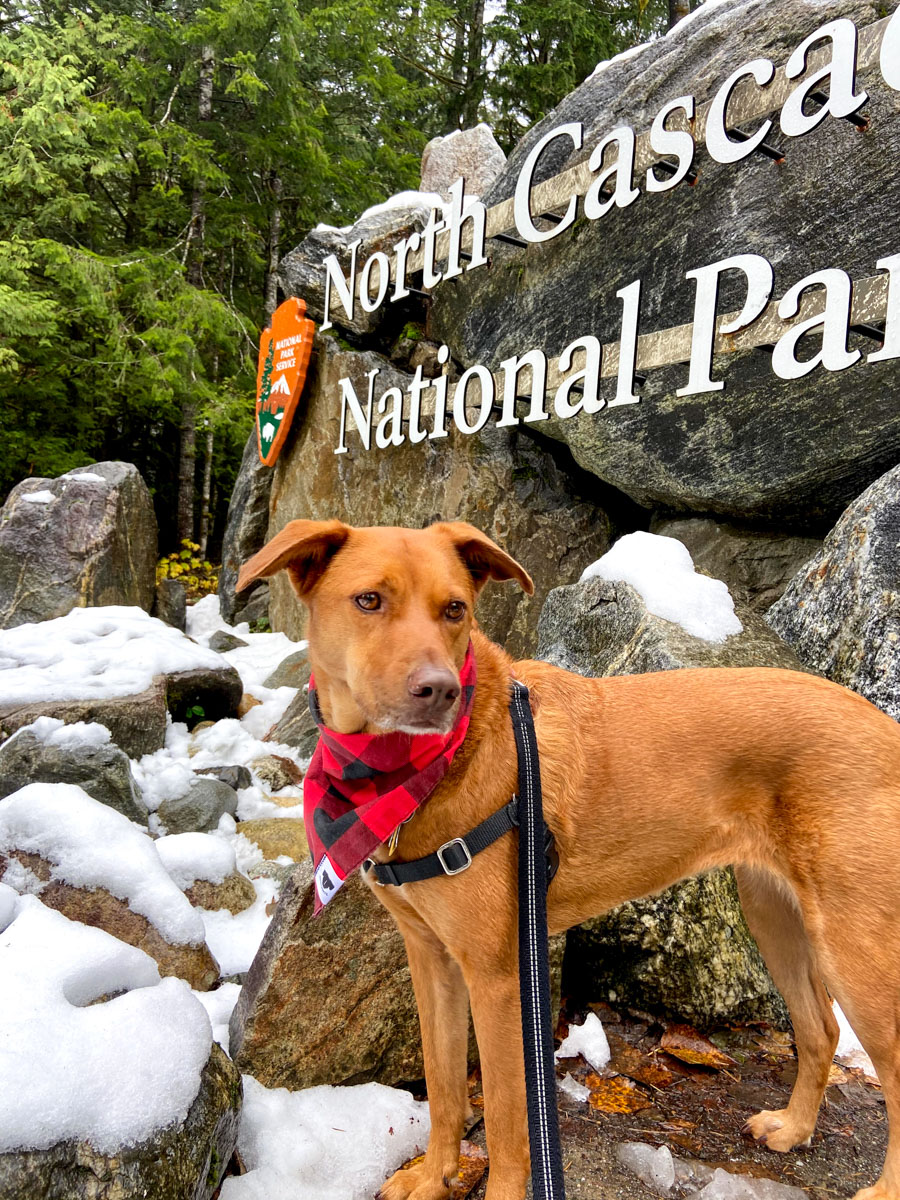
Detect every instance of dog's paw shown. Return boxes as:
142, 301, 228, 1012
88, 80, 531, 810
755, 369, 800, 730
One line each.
743, 1108, 813, 1152
853, 1184, 900, 1200
376, 1162, 453, 1200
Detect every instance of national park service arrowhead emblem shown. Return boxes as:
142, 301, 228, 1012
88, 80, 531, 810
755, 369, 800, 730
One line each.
256, 298, 316, 466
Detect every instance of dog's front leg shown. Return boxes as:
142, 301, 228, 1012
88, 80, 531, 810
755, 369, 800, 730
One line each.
378, 911, 471, 1200
466, 964, 530, 1200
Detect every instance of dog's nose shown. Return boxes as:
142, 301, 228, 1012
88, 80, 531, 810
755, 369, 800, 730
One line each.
407, 667, 460, 712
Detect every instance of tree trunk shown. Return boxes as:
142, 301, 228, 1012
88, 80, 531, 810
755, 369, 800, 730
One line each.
179, 44, 215, 545
668, 0, 691, 29
461, 0, 485, 128
264, 174, 283, 320
177, 398, 198, 544
185, 45, 214, 287
198, 424, 214, 557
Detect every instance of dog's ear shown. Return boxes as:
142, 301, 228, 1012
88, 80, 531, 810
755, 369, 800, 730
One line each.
237, 519, 351, 599
434, 522, 534, 596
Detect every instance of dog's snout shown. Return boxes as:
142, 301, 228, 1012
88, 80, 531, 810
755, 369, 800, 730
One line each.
407, 666, 460, 712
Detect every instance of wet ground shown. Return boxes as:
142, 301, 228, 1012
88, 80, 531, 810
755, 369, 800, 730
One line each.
461, 1003, 886, 1200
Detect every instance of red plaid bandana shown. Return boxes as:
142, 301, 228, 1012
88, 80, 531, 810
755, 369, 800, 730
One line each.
304, 643, 477, 911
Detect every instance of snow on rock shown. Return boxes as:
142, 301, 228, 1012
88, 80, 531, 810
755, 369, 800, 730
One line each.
0, 782, 205, 946
590, 40, 652, 78
220, 1076, 430, 1200
22, 490, 56, 504
357, 190, 447, 224
555, 1012, 610, 1072
156, 832, 237, 890
193, 981, 242, 1054
0, 605, 234, 704
60, 471, 106, 483
23, 714, 113, 750
0, 880, 16, 931
0, 895, 211, 1153
580, 532, 743, 643
199, 875, 280, 977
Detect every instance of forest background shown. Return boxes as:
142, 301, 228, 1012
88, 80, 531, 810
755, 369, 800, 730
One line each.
0, 0, 684, 557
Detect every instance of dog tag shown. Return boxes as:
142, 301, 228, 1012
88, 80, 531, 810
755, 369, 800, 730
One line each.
387, 824, 402, 857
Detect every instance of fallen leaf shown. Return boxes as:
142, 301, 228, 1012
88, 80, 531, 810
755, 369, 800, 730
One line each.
587, 1076, 654, 1114
660, 1024, 738, 1070
753, 1030, 795, 1059
827, 1063, 847, 1086
607, 1032, 678, 1089
265, 896, 278, 916
237, 694, 262, 717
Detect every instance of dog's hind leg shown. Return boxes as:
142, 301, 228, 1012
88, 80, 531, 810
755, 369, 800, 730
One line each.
377, 909, 471, 1200
735, 864, 839, 1152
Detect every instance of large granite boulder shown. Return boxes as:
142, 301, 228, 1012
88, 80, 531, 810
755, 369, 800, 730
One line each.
158, 777, 239, 835
767, 463, 900, 720
536, 564, 802, 1025
431, 0, 900, 526
230, 866, 426, 1088
420, 124, 507, 196
0, 462, 157, 629
566, 871, 787, 1027
0, 1042, 239, 1200
265, 337, 614, 659
218, 432, 274, 626
0, 719, 146, 823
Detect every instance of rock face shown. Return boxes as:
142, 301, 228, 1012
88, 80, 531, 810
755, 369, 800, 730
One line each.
420, 124, 507, 196
430, 0, 900, 526
235, 818, 308, 862
153, 579, 187, 631
767, 464, 900, 720
0, 724, 146, 823
262, 649, 308, 689
265, 688, 319, 761
650, 518, 821, 613
218, 432, 274, 626
0, 678, 169, 759
185, 872, 256, 915
158, 777, 239, 835
230, 867, 427, 1088
536, 574, 800, 1025
265, 337, 614, 659
1, 849, 220, 989
0, 1042, 240, 1200
0, 462, 157, 629
164, 664, 243, 726
567, 872, 788, 1027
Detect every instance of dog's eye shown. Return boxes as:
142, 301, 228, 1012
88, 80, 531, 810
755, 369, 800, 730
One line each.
445, 600, 466, 621
355, 592, 381, 612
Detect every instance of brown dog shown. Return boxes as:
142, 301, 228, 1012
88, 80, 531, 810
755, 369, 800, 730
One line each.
238, 518, 900, 1200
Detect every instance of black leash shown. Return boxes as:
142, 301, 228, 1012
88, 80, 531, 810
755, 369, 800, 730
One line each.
365, 679, 566, 1199
510, 679, 567, 1200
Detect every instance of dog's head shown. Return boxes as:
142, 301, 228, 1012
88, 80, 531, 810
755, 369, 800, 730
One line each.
237, 520, 533, 734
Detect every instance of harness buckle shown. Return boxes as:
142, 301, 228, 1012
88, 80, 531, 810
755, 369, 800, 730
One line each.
436, 837, 473, 876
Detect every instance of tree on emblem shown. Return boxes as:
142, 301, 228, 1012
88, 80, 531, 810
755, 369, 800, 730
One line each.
258, 338, 275, 414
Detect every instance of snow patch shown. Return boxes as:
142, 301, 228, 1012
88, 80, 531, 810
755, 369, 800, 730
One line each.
61, 471, 107, 483
357, 190, 447, 224
220, 1076, 430, 1200
0, 896, 211, 1153
834, 1001, 878, 1078
0, 605, 234, 704
555, 1011, 610, 1072
156, 832, 237, 890
0, 782, 206, 946
22, 489, 55, 503
198, 875, 280, 976
590, 40, 652, 78
580, 531, 743, 643
558, 1073, 591, 1102
193, 981, 241, 1054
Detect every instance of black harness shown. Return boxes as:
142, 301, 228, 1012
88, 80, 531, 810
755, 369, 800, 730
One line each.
364, 679, 567, 1200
